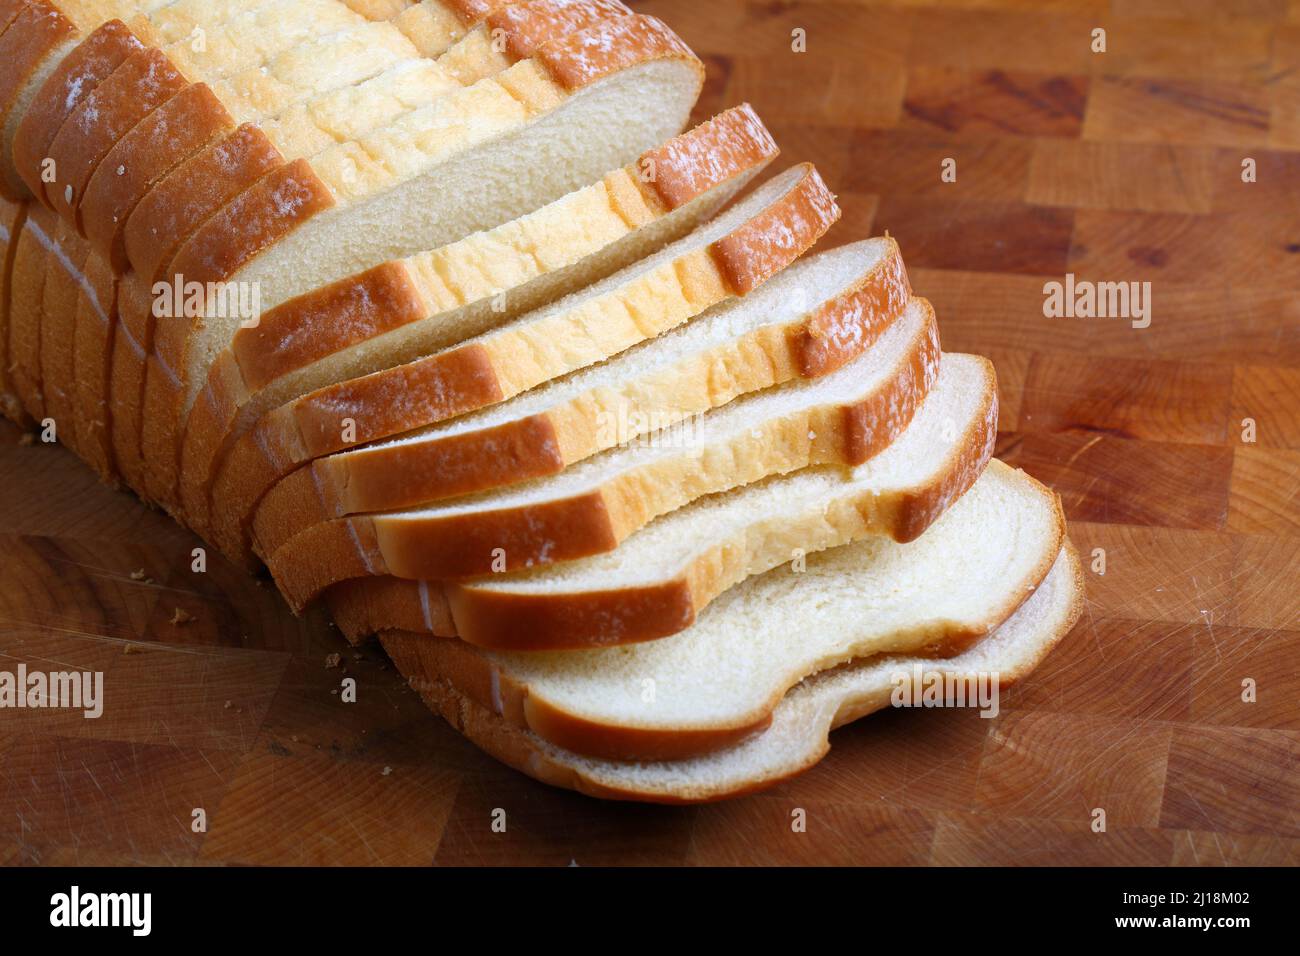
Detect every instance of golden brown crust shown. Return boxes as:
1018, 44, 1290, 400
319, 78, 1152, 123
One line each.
446, 577, 697, 650
37, 214, 87, 454
710, 164, 839, 295
107, 276, 155, 497
123, 124, 284, 283
72, 241, 118, 482
14, 19, 145, 204
176, 262, 428, 526
446, 0, 504, 23
254, 412, 566, 555
0, 2, 76, 201
532, 13, 698, 92
327, 576, 457, 645
490, 0, 630, 63
8, 203, 57, 418
236, 261, 426, 392
267, 488, 619, 609
0, 197, 30, 425
141, 159, 340, 507
140, 353, 184, 505
46, 46, 187, 226
165, 157, 337, 287
207, 341, 506, 562
390, 633, 774, 762
794, 239, 910, 377
842, 314, 940, 466
639, 102, 775, 211
80, 82, 233, 271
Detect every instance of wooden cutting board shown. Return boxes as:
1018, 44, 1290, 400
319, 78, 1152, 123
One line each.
1, 0, 1296, 866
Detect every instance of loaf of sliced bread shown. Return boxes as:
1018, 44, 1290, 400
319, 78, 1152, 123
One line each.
257, 237, 910, 553
177, 105, 777, 532
328, 352, 996, 648
138, 14, 703, 506
208, 163, 835, 563
385, 461, 1066, 762
385, 544, 1082, 802
264, 296, 940, 607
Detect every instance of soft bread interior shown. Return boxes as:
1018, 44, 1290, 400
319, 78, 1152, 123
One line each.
222, 127, 775, 444
377, 294, 931, 522
465, 352, 993, 598
416, 546, 1081, 803
470, 461, 1064, 743
184, 45, 704, 422
386, 237, 892, 449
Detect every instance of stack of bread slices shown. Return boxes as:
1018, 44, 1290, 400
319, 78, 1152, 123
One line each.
0, 0, 1082, 802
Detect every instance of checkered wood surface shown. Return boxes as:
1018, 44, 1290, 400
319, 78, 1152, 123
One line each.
1, 0, 1296, 865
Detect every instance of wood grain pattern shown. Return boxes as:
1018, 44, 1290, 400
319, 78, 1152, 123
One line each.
1, 0, 1296, 866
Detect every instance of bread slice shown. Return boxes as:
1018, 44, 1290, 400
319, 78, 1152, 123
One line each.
383, 460, 1067, 762
257, 236, 911, 555
42, 0, 373, 226
264, 296, 940, 608
135, 14, 702, 507
391, 1, 509, 57
385, 544, 1083, 803
178, 105, 777, 533
209, 163, 835, 564
328, 352, 997, 649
